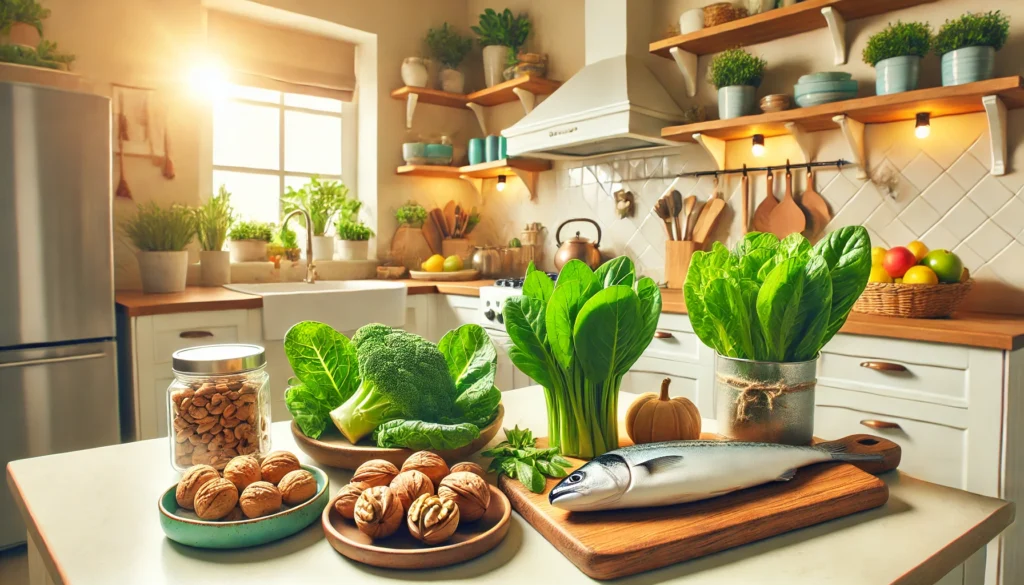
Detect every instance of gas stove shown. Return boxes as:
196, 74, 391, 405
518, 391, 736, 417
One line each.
479, 272, 557, 331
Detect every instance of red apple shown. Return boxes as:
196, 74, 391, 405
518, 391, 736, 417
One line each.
883, 247, 918, 278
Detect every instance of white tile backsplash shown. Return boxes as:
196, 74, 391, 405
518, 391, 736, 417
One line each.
902, 152, 944, 191
964, 221, 1014, 262
921, 174, 966, 216
947, 153, 988, 191
941, 198, 987, 241
967, 176, 1014, 216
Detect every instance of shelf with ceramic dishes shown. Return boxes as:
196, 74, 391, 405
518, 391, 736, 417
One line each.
650, 0, 938, 97
395, 158, 552, 200
661, 76, 1024, 179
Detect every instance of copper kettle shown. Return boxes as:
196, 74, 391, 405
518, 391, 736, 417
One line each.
554, 218, 602, 270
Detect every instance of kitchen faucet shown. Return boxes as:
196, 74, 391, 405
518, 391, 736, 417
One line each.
282, 209, 319, 284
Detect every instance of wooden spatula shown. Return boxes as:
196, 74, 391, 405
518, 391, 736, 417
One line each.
653, 197, 673, 240
691, 188, 725, 247
430, 208, 450, 239
741, 172, 750, 234
421, 215, 442, 254
751, 172, 776, 233
671, 190, 685, 241
681, 194, 697, 241
443, 200, 456, 237
799, 169, 832, 242
768, 169, 806, 239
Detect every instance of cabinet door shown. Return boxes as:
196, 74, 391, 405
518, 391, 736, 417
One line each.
621, 356, 703, 404
404, 295, 434, 340
434, 295, 480, 339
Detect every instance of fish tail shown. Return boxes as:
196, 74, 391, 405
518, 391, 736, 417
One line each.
817, 440, 884, 462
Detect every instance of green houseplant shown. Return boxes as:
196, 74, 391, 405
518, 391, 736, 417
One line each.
271, 223, 300, 262
283, 176, 353, 261
122, 202, 195, 294
934, 11, 1010, 86
708, 48, 767, 119
1, 0, 50, 47
684, 228, 871, 445
472, 8, 531, 87
335, 218, 374, 261
194, 186, 235, 286
863, 21, 932, 95
426, 23, 473, 93
228, 220, 273, 263
395, 200, 427, 228
0, 39, 72, 70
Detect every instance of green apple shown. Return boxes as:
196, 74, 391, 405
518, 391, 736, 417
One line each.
921, 249, 964, 284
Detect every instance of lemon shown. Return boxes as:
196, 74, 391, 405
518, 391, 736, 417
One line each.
871, 246, 887, 266
421, 254, 445, 273
868, 265, 893, 284
443, 255, 464, 272
907, 240, 929, 261
903, 265, 939, 285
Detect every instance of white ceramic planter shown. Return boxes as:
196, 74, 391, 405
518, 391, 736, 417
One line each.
199, 250, 230, 287
336, 239, 369, 261
440, 68, 465, 93
482, 45, 510, 88
312, 235, 335, 261
229, 240, 268, 263
401, 57, 429, 87
679, 8, 705, 34
136, 251, 188, 294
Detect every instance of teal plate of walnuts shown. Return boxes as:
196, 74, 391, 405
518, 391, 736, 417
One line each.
159, 464, 330, 549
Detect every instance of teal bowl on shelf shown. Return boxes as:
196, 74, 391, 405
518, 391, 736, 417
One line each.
798, 71, 853, 84
794, 91, 858, 108
158, 464, 329, 549
793, 79, 859, 98
423, 143, 453, 165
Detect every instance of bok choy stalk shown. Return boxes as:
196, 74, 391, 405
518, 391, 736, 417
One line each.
503, 258, 661, 458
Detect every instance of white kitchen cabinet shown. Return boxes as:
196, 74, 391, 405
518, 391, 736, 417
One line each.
432, 294, 480, 340
404, 294, 434, 339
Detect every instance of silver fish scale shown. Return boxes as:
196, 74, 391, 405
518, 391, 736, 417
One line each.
607, 440, 824, 456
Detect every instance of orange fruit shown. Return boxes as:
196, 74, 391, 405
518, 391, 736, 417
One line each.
907, 240, 929, 261
903, 265, 939, 285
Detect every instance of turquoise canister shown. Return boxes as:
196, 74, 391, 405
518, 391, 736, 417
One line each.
485, 135, 500, 162
941, 46, 995, 87
498, 136, 508, 159
468, 138, 485, 165
718, 86, 756, 119
875, 55, 920, 95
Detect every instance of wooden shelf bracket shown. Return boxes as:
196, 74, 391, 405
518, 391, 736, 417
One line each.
404, 93, 419, 129
821, 7, 848, 66
466, 102, 487, 135
983, 95, 1008, 176
694, 133, 727, 171
833, 115, 867, 179
512, 87, 536, 114
784, 122, 817, 163
669, 47, 698, 98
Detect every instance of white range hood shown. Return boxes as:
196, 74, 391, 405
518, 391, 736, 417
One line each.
502, 0, 684, 160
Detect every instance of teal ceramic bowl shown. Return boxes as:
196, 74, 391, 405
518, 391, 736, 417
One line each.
793, 79, 859, 97
794, 91, 858, 108
798, 71, 853, 84
159, 465, 329, 549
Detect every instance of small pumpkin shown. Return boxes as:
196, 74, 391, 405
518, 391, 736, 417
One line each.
625, 378, 701, 444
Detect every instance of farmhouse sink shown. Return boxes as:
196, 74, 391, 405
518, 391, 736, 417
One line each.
225, 280, 407, 340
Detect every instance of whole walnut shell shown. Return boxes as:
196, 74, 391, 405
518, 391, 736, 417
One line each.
260, 451, 301, 485
438, 472, 490, 522
278, 469, 317, 505
407, 494, 460, 545
222, 506, 244, 522
354, 486, 403, 539
194, 478, 239, 520
401, 451, 449, 488
176, 464, 220, 510
352, 459, 399, 488
449, 461, 487, 478
334, 481, 371, 519
239, 481, 283, 518
389, 470, 434, 511
223, 456, 262, 492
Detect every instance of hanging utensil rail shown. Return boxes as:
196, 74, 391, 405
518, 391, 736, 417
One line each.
669, 159, 850, 178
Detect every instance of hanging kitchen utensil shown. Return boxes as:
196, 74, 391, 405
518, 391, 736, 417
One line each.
161, 117, 175, 180
691, 177, 725, 246
554, 218, 602, 270
114, 94, 132, 199
681, 195, 697, 241
443, 200, 456, 236
799, 167, 831, 242
768, 163, 807, 239
653, 197, 674, 241
751, 171, 776, 233
671, 190, 685, 241
741, 166, 749, 234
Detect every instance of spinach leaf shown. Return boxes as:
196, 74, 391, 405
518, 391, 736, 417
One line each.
546, 260, 599, 370
283, 321, 358, 437
438, 323, 497, 394
504, 296, 556, 389
740, 248, 776, 283
684, 251, 723, 354
734, 232, 780, 256
813, 226, 872, 345
516, 460, 546, 493
789, 254, 833, 361
373, 419, 480, 450
595, 256, 636, 288
522, 262, 554, 304
756, 257, 808, 362
704, 277, 755, 358
284, 382, 330, 439
455, 384, 501, 427
573, 285, 643, 383
621, 276, 663, 367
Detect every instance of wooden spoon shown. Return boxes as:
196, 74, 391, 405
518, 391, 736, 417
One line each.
768, 169, 807, 239
665, 193, 677, 242
671, 190, 685, 241
741, 172, 750, 234
653, 197, 673, 240
751, 172, 775, 233
681, 195, 697, 241
443, 200, 456, 237
800, 169, 832, 242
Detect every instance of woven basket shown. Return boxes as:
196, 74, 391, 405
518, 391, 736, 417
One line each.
704, 3, 738, 27
852, 279, 974, 319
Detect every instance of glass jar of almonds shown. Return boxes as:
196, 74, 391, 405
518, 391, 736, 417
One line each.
167, 344, 271, 471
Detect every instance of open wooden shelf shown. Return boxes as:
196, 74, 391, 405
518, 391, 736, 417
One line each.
394, 165, 462, 178
390, 75, 561, 109
389, 87, 467, 109
395, 158, 553, 200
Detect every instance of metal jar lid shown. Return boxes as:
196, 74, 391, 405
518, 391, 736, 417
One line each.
172, 344, 266, 375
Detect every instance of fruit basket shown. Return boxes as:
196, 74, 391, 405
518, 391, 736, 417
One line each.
853, 279, 974, 319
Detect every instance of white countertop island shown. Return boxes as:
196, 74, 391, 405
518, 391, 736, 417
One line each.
7, 387, 1015, 585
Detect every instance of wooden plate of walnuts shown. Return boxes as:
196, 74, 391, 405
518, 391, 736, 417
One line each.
159, 451, 330, 549
322, 451, 511, 569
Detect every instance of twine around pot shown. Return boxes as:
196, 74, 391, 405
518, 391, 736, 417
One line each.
716, 373, 816, 422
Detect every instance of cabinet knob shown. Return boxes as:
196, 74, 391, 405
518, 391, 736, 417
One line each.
860, 361, 907, 372
860, 419, 902, 430
654, 331, 674, 339
179, 331, 214, 339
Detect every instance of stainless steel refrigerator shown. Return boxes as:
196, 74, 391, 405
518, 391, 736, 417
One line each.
0, 82, 120, 549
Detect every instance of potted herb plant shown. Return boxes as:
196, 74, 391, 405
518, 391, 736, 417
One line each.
684, 228, 871, 445
271, 223, 300, 262
392, 200, 432, 270
708, 48, 767, 119
934, 11, 1010, 87
122, 202, 195, 294
863, 21, 932, 95
193, 185, 235, 286
1, 0, 50, 48
472, 8, 531, 88
228, 220, 273, 262
426, 23, 473, 93
335, 218, 374, 261
282, 176, 352, 261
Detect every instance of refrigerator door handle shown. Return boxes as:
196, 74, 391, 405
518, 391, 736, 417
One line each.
0, 352, 107, 369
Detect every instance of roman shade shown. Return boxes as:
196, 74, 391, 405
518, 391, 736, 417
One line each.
207, 10, 356, 101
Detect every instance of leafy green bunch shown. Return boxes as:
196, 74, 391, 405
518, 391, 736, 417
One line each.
193, 185, 235, 251
122, 202, 195, 252
426, 23, 473, 69
228, 220, 273, 242
472, 8, 531, 66
336, 218, 374, 241
395, 200, 428, 228
684, 227, 871, 363
0, 39, 73, 70
862, 21, 933, 66
273, 223, 299, 249
282, 176, 353, 236
1, 0, 51, 34
707, 48, 768, 89
934, 11, 1010, 55
483, 427, 572, 494
504, 258, 661, 458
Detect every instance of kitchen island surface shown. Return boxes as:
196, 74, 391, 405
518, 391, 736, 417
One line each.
7, 387, 1013, 585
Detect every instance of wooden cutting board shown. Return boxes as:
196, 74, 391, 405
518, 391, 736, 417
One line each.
499, 433, 900, 580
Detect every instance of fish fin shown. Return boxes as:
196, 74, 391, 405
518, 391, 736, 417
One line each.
817, 440, 885, 463
775, 468, 798, 482
635, 455, 684, 475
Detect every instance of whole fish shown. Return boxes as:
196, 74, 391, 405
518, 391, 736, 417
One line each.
548, 440, 883, 512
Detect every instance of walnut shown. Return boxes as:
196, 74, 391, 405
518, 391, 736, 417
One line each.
239, 481, 283, 518
175, 464, 220, 510
194, 478, 239, 520
354, 486, 403, 539
278, 469, 317, 505
260, 451, 301, 484
388, 470, 434, 511
222, 506, 244, 522
438, 472, 490, 522
449, 461, 487, 478
333, 481, 371, 519
401, 451, 449, 488
223, 456, 261, 492
352, 459, 399, 488
407, 494, 460, 545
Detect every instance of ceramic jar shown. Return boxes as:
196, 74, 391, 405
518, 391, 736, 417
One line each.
439, 68, 465, 93
679, 8, 705, 34
401, 57, 429, 88
941, 46, 995, 87
337, 239, 369, 261
136, 251, 188, 294
312, 235, 334, 261
199, 250, 230, 287
718, 86, 756, 119
229, 240, 268, 263
875, 55, 920, 95
482, 45, 510, 88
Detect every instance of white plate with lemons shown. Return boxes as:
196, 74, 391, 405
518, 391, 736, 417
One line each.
408, 269, 481, 282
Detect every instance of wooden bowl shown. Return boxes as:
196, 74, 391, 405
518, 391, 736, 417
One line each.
292, 405, 504, 470
408, 269, 480, 282
322, 485, 510, 569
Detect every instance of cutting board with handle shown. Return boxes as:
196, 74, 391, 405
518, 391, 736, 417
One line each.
751, 171, 776, 233
499, 433, 901, 580
800, 169, 832, 242
768, 170, 806, 239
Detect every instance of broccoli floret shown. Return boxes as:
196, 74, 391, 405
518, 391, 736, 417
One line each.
330, 324, 458, 443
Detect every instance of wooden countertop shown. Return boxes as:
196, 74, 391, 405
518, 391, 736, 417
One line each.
114, 287, 263, 317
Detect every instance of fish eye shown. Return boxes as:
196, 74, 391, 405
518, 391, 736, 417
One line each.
566, 472, 584, 484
